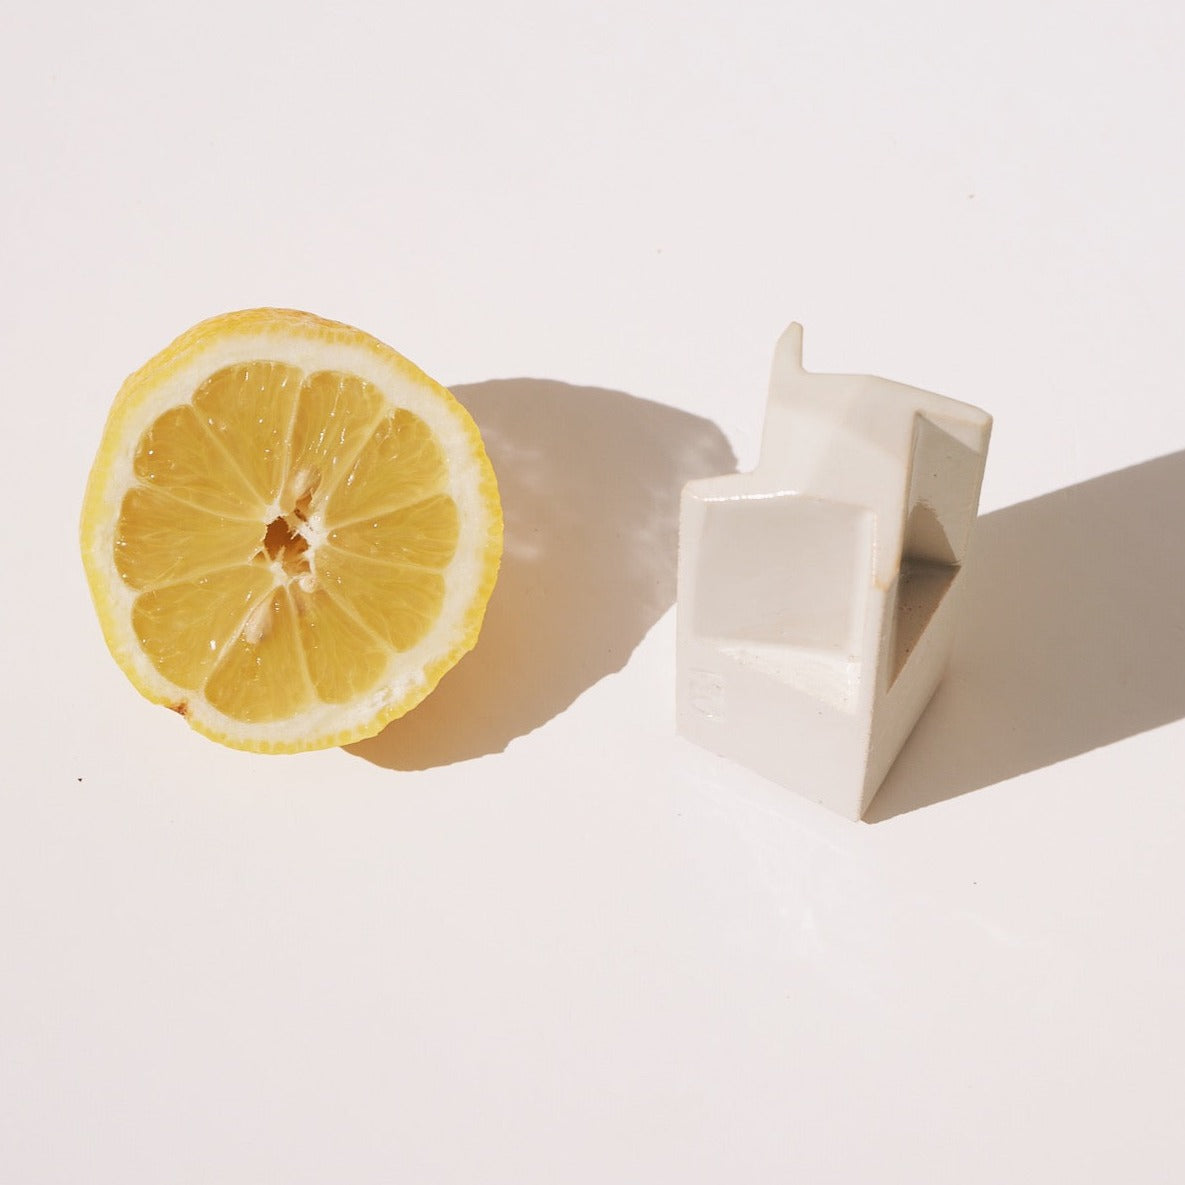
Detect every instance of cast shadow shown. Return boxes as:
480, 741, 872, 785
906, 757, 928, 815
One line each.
348, 379, 736, 770
866, 450, 1185, 822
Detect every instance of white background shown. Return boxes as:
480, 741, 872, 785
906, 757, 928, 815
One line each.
4, 1, 1184, 1181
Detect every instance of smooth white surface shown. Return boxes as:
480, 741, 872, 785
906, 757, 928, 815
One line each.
4, 2, 1184, 1181
677, 325, 991, 818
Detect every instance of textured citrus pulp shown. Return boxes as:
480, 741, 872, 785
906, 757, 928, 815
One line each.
80, 309, 502, 752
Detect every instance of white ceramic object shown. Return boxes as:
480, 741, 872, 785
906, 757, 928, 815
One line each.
677, 325, 992, 820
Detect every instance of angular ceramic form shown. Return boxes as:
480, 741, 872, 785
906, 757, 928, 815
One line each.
677, 325, 992, 819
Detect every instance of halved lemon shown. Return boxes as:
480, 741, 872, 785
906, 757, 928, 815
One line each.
80, 308, 502, 753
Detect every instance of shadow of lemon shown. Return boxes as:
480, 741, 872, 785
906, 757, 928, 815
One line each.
348, 379, 736, 770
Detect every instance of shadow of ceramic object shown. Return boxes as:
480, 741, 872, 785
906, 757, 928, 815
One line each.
348, 379, 736, 770
866, 450, 1185, 822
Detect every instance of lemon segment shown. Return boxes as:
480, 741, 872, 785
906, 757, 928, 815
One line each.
131, 566, 274, 689
326, 495, 459, 567
324, 409, 448, 526
192, 362, 303, 505
134, 404, 265, 518
204, 588, 315, 723
291, 584, 392, 704
314, 547, 447, 653
286, 370, 387, 511
115, 487, 265, 589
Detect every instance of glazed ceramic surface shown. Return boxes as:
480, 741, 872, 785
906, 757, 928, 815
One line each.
678, 325, 991, 818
